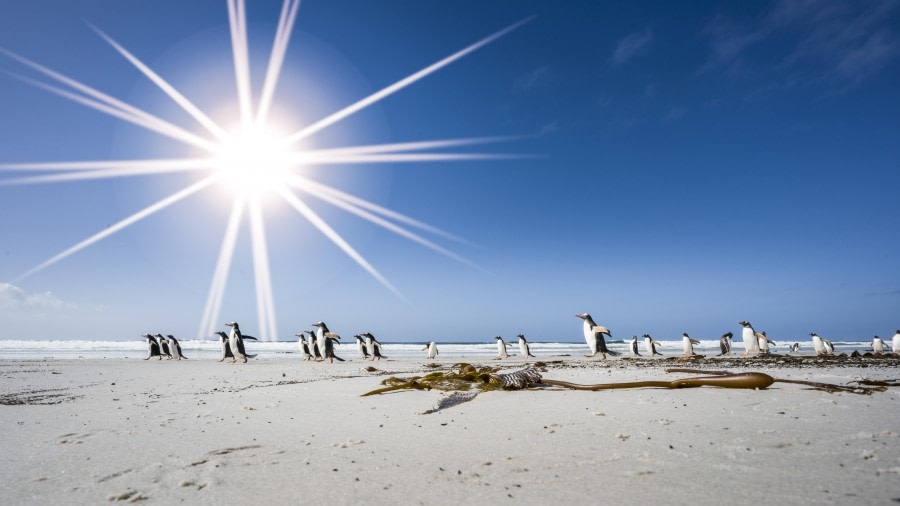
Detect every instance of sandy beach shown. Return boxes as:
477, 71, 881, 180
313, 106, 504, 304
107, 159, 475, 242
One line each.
1, 355, 898, 505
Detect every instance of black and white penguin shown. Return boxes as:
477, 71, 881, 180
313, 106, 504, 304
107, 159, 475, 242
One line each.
214, 330, 256, 362
423, 341, 438, 359
361, 332, 384, 360
575, 313, 618, 359
872, 336, 886, 355
757, 331, 776, 355
790, 342, 801, 353
322, 332, 344, 364
517, 334, 536, 360
642, 334, 662, 356
165, 334, 187, 360
681, 333, 700, 357
224, 322, 248, 363
494, 336, 511, 359
305, 330, 322, 360
809, 332, 832, 356
355, 335, 370, 359
154, 333, 173, 359
718, 332, 733, 356
142, 334, 161, 360
893, 330, 900, 356
739, 322, 761, 356
629, 336, 642, 357
295, 332, 313, 360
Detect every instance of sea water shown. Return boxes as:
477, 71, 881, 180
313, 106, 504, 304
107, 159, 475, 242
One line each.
0, 339, 878, 360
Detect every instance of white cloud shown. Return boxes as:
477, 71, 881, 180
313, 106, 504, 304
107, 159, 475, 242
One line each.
611, 28, 654, 65
513, 66, 550, 93
0, 283, 75, 312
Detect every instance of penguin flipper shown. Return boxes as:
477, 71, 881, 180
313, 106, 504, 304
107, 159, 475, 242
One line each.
243, 335, 258, 341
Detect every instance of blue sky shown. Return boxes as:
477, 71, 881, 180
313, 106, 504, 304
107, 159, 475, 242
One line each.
0, 0, 898, 342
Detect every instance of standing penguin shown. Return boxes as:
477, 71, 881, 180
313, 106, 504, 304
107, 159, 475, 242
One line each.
739, 322, 761, 357
225, 321, 247, 363
355, 335, 370, 359
681, 333, 701, 357
517, 334, 536, 359
142, 334, 161, 360
809, 332, 832, 356
311, 322, 331, 360
575, 313, 618, 359
322, 333, 344, 364
494, 336, 511, 359
629, 336, 642, 357
790, 342, 801, 353
718, 332, 733, 356
643, 334, 662, 356
893, 330, 900, 356
215, 331, 257, 362
155, 334, 173, 359
361, 332, 384, 360
423, 341, 438, 359
305, 330, 322, 360
872, 336, 886, 355
296, 332, 313, 360
756, 331, 776, 355
166, 335, 187, 360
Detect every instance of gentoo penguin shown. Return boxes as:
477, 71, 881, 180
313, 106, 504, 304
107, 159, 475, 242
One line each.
718, 332, 733, 356
322, 333, 345, 364
361, 332, 384, 360
809, 332, 831, 356
681, 333, 701, 357
739, 322, 761, 357
214, 331, 257, 362
355, 335, 370, 359
629, 336, 641, 357
225, 321, 248, 363
495, 336, 511, 359
155, 333, 173, 359
423, 341, 438, 359
517, 334, 536, 359
790, 342, 801, 353
756, 331, 776, 355
165, 334, 186, 360
295, 332, 313, 360
872, 336, 886, 355
305, 330, 322, 360
142, 334, 161, 360
893, 330, 900, 356
575, 313, 618, 359
311, 322, 331, 361
642, 334, 662, 356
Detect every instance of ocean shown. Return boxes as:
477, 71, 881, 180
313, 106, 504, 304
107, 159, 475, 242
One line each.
0, 339, 878, 360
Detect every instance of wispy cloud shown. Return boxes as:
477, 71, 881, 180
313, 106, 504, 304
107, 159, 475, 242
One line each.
0, 283, 75, 312
611, 28, 653, 65
700, 0, 900, 89
513, 65, 550, 93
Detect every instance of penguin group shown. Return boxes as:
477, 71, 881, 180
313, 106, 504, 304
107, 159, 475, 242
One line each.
291, 322, 389, 363
492, 334, 537, 360
142, 333, 187, 361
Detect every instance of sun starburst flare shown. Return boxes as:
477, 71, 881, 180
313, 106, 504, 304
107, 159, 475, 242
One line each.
0, 1, 533, 340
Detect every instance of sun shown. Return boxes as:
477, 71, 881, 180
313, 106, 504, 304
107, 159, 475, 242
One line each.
0, 0, 531, 340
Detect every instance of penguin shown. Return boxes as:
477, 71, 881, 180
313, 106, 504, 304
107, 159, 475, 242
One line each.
893, 330, 900, 356
295, 332, 313, 360
423, 341, 438, 359
517, 334, 536, 359
739, 322, 761, 357
355, 335, 370, 359
629, 336, 642, 357
311, 322, 331, 361
642, 334, 662, 356
494, 336, 511, 359
575, 313, 619, 359
682, 333, 701, 357
322, 332, 345, 364
165, 334, 187, 360
214, 331, 257, 362
756, 331, 776, 355
809, 332, 831, 356
154, 333, 173, 359
142, 334, 161, 360
718, 332, 733, 356
305, 330, 322, 360
224, 322, 248, 363
790, 342, 801, 353
872, 336, 886, 355
361, 332, 384, 360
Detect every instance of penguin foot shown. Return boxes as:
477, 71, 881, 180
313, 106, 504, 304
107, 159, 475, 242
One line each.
584, 353, 595, 358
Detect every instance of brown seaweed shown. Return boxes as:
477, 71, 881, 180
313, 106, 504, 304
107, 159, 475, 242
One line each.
665, 368, 888, 395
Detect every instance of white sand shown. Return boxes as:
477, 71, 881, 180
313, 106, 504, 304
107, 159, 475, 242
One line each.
1, 357, 898, 504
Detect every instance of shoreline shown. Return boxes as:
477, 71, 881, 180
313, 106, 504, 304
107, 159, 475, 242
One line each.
1, 358, 898, 504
